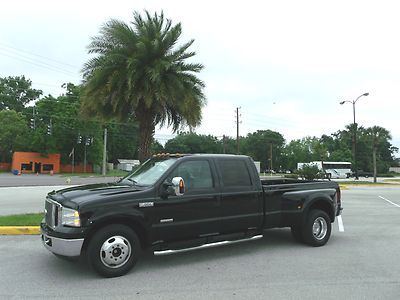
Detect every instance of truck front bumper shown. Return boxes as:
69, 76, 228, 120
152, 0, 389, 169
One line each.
41, 229, 84, 257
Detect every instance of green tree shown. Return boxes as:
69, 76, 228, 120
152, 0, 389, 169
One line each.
220, 135, 238, 154
0, 110, 29, 162
81, 11, 205, 162
0, 76, 42, 112
366, 126, 392, 182
297, 164, 322, 180
150, 140, 164, 154
283, 138, 313, 171
242, 130, 285, 171
164, 132, 220, 154
27, 84, 103, 166
107, 121, 139, 163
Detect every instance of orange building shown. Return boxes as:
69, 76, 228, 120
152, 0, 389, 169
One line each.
12, 152, 61, 174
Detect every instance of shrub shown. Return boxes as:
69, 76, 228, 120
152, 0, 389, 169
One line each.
284, 174, 299, 179
297, 165, 323, 180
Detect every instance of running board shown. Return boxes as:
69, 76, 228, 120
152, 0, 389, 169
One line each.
154, 234, 263, 256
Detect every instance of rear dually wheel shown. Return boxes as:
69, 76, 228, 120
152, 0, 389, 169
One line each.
302, 209, 331, 247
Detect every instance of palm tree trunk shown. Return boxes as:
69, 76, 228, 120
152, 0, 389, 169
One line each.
373, 146, 377, 183
137, 116, 155, 163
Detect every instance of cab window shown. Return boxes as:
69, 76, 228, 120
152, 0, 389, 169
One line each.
218, 159, 252, 187
168, 160, 213, 190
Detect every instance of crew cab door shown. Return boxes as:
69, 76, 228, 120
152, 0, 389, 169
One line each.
150, 158, 221, 242
215, 158, 263, 233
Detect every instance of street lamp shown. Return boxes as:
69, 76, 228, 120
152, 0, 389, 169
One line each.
340, 92, 369, 180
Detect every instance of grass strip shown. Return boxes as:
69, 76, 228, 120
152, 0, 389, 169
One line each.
0, 213, 44, 226
383, 179, 400, 183
339, 181, 391, 185
60, 170, 128, 178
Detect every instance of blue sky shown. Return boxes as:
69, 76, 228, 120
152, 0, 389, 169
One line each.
1, 0, 399, 154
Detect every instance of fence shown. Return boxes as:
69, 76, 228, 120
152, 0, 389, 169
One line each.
60, 164, 93, 173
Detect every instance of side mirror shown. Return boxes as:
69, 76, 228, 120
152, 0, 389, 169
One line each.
171, 176, 185, 196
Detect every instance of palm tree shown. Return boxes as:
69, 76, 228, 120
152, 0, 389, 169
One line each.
366, 126, 392, 182
81, 11, 205, 162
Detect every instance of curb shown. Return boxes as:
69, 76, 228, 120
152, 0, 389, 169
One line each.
0, 226, 40, 235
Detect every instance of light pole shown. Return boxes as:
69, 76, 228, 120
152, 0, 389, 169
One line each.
340, 92, 369, 180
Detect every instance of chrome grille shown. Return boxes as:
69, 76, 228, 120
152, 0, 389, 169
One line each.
45, 199, 54, 227
45, 198, 61, 228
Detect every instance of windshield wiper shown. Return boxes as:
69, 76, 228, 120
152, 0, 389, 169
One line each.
127, 178, 137, 185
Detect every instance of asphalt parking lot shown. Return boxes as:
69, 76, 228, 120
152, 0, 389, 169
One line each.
0, 185, 399, 299
0, 173, 122, 187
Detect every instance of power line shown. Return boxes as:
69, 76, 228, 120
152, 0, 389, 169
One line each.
0, 42, 80, 69
0, 50, 78, 77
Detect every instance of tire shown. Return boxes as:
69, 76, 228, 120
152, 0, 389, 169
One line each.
87, 224, 141, 278
291, 226, 304, 243
302, 209, 331, 247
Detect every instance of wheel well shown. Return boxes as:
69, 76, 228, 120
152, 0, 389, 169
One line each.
82, 218, 148, 253
308, 199, 334, 222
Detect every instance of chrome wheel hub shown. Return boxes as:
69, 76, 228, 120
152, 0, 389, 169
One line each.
100, 236, 131, 268
312, 217, 327, 240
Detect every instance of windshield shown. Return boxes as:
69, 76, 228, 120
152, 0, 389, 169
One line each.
120, 157, 177, 186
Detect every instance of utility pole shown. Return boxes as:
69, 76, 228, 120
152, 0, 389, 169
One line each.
84, 138, 87, 173
222, 135, 226, 154
102, 127, 108, 176
236, 107, 241, 154
270, 143, 273, 173
71, 149, 74, 174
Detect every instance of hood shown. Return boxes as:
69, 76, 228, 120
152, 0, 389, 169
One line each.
47, 182, 146, 208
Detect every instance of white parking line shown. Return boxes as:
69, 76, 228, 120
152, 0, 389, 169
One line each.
379, 196, 400, 208
337, 215, 344, 232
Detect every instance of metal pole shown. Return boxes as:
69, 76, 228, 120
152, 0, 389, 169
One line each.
33, 106, 36, 129
270, 143, 273, 175
72, 148, 74, 174
340, 93, 368, 181
236, 107, 239, 154
102, 128, 107, 176
352, 102, 358, 180
84, 140, 87, 173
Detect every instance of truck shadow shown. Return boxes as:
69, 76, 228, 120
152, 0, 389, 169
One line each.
136, 228, 302, 270
46, 228, 305, 278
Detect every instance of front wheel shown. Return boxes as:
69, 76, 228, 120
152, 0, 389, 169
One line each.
87, 224, 141, 277
302, 209, 331, 247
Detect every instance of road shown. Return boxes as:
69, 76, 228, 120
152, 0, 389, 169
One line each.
0, 186, 400, 299
0, 185, 68, 215
0, 174, 122, 215
0, 173, 122, 187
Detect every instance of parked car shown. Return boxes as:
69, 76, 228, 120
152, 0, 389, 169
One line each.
41, 154, 342, 277
351, 170, 373, 178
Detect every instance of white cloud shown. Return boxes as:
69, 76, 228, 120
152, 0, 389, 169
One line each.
1, 0, 399, 152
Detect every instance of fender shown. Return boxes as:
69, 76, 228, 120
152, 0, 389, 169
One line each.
82, 206, 150, 249
302, 189, 336, 222
282, 188, 336, 225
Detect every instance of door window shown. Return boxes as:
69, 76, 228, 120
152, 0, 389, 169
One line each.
169, 160, 213, 190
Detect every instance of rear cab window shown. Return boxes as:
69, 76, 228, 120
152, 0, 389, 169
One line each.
217, 158, 253, 188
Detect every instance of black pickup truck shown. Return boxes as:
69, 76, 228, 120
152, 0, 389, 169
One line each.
41, 154, 342, 277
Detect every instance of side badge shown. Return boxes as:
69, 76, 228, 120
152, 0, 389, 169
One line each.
139, 202, 154, 208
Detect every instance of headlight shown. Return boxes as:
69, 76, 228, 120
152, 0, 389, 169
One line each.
61, 207, 81, 227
